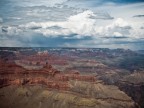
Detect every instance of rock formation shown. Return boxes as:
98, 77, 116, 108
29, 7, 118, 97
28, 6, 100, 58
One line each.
0, 50, 140, 108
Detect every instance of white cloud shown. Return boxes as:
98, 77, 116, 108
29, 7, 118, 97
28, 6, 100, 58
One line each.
64, 10, 96, 36
6, 26, 22, 35
45, 0, 68, 6
20, 10, 133, 39
101, 18, 132, 38
0, 26, 22, 36
130, 28, 144, 39
20, 10, 97, 37
113, 32, 123, 37
0, 0, 144, 49
1, 10, 140, 40
23, 0, 68, 7
108, 18, 130, 28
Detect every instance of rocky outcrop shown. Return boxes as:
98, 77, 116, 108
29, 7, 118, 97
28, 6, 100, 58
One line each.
0, 51, 139, 108
0, 85, 137, 108
117, 71, 144, 108
0, 59, 95, 90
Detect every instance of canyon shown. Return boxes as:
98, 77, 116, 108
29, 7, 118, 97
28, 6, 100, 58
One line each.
0, 48, 143, 108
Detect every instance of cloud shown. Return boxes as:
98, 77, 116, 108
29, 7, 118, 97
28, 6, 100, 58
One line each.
130, 27, 144, 39
140, 26, 144, 29
0, 0, 143, 49
1, 0, 68, 7
19, 11, 131, 39
0, 39, 25, 47
102, 18, 132, 38
0, 10, 133, 40
113, 32, 123, 37
92, 11, 114, 20
133, 15, 144, 18
67, 0, 144, 7
0, 26, 2, 34
59, 36, 144, 50
0, 17, 3, 23
39, 0, 68, 6
0, 26, 22, 36
19, 10, 96, 37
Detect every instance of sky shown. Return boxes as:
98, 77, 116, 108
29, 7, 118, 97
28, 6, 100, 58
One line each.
0, 0, 144, 50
